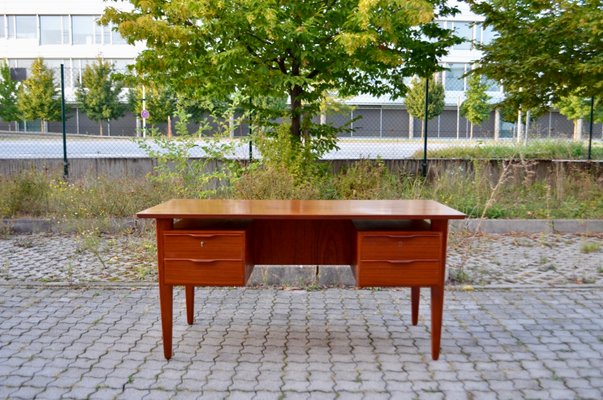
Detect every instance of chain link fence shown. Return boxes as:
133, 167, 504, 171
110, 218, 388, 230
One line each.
1, 62, 601, 162
1, 107, 601, 162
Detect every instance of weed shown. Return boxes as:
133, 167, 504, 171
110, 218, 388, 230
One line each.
14, 236, 35, 248
580, 242, 601, 254
448, 268, 472, 284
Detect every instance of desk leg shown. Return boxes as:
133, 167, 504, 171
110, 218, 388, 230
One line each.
411, 287, 420, 326
431, 285, 444, 360
159, 283, 173, 359
186, 285, 194, 325
156, 218, 174, 360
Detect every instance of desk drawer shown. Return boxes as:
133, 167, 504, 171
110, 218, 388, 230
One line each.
163, 232, 245, 260
356, 260, 441, 287
164, 259, 246, 285
358, 232, 442, 261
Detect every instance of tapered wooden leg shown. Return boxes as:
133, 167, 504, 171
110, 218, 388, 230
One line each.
186, 285, 194, 325
411, 287, 420, 325
159, 283, 173, 360
430, 285, 444, 360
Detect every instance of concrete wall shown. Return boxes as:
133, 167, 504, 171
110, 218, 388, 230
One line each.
1, 157, 600, 182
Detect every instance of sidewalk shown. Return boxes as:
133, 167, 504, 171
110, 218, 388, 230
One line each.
1, 286, 602, 399
1, 224, 602, 399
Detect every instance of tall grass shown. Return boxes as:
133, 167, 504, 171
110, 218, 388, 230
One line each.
1, 159, 601, 220
420, 140, 603, 160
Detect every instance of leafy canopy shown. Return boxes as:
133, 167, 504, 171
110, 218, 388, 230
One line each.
76, 58, 127, 134
102, 0, 460, 140
17, 58, 61, 127
0, 62, 20, 123
469, 0, 603, 109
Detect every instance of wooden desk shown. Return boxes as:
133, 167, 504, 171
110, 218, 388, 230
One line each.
137, 199, 465, 360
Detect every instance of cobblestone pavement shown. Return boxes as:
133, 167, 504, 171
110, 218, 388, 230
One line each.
1, 286, 602, 399
1, 231, 601, 286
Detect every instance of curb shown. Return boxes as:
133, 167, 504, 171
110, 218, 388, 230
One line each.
3, 217, 603, 234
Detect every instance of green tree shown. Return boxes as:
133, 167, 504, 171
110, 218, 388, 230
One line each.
469, 0, 603, 109
128, 82, 177, 130
76, 58, 126, 136
16, 58, 61, 132
404, 76, 445, 138
102, 0, 460, 151
555, 94, 603, 141
0, 62, 20, 130
461, 74, 492, 139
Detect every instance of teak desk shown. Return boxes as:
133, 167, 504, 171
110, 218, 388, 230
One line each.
137, 199, 465, 360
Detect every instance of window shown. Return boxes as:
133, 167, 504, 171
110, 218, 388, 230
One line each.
445, 64, 467, 91
72, 16, 95, 44
40, 16, 65, 44
452, 22, 473, 50
15, 16, 37, 39
0, 16, 5, 39
110, 24, 127, 45
481, 25, 497, 45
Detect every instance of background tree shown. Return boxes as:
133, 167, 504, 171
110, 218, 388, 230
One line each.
461, 73, 492, 139
404, 76, 445, 138
16, 58, 61, 132
128, 82, 177, 133
555, 94, 603, 141
469, 0, 603, 110
0, 62, 20, 131
76, 58, 126, 136
102, 0, 460, 154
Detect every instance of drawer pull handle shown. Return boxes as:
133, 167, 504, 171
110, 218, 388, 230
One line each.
372, 259, 440, 264
183, 259, 218, 263
382, 235, 433, 239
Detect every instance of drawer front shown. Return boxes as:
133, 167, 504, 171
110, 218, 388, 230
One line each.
358, 232, 442, 261
163, 232, 245, 260
356, 260, 441, 287
164, 260, 246, 286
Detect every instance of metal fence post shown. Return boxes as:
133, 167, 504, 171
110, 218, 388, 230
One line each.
588, 96, 594, 161
60, 64, 69, 178
421, 77, 429, 177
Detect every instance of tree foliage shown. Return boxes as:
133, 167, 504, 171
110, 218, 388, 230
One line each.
461, 73, 492, 138
128, 82, 177, 127
0, 62, 20, 126
469, 0, 603, 109
76, 58, 126, 135
16, 58, 61, 131
102, 0, 460, 145
556, 94, 603, 123
404, 76, 445, 136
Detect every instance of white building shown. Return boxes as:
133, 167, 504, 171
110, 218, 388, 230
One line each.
0, 0, 576, 138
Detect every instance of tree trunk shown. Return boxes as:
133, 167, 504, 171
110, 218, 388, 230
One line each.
167, 115, 172, 138
470, 123, 474, 140
99, 121, 103, 136
408, 115, 413, 139
573, 118, 583, 141
289, 85, 303, 140
494, 109, 501, 142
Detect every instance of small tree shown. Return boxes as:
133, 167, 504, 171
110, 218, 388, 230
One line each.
404, 76, 445, 138
556, 94, 603, 141
0, 62, 20, 130
76, 58, 126, 136
16, 58, 61, 132
461, 74, 492, 139
128, 82, 177, 131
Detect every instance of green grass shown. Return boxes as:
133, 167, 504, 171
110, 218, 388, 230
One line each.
581, 242, 601, 254
415, 140, 603, 160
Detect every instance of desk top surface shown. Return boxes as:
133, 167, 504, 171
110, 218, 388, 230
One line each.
137, 199, 465, 220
